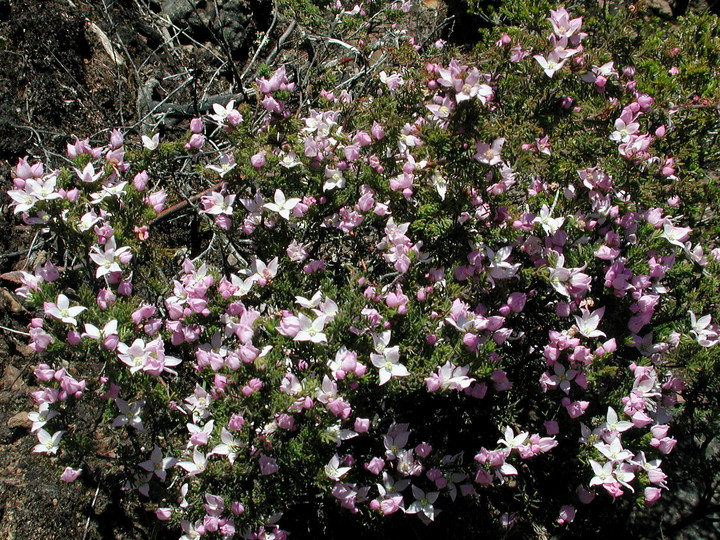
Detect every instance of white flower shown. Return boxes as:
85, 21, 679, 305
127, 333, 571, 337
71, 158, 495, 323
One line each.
295, 290, 323, 309
205, 153, 236, 177
264, 189, 301, 220
74, 162, 103, 183
89, 181, 127, 204
279, 151, 302, 168
211, 428, 242, 464
117, 338, 149, 374
139, 445, 177, 481
28, 403, 59, 432
177, 448, 207, 476
534, 51, 566, 77
294, 313, 327, 343
660, 221, 692, 248
573, 307, 607, 338
405, 485, 439, 521
141, 133, 160, 150
7, 187, 38, 213
323, 167, 346, 191
689, 310, 720, 347
533, 204, 565, 236
589, 459, 614, 487
44, 294, 87, 325
203, 191, 236, 215
33, 428, 64, 454
498, 425, 529, 450
602, 406, 634, 434
595, 437, 633, 462
112, 398, 146, 431
370, 346, 409, 385
324, 454, 351, 481
431, 171, 447, 200
89, 236, 132, 278
209, 100, 237, 124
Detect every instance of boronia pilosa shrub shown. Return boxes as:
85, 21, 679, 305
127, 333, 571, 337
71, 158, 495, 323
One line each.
6, 1, 720, 538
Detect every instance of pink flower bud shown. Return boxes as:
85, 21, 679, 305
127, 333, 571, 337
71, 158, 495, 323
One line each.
354, 417, 370, 433
67, 330, 81, 346
118, 279, 133, 296
190, 117, 204, 133
185, 133, 205, 149
496, 33, 511, 48
97, 288, 116, 310
644, 487, 662, 505
371, 121, 385, 140
544, 420, 560, 435
66, 188, 80, 202
277, 413, 295, 430
507, 292, 527, 313
577, 485, 595, 504
364, 457, 385, 475
231, 502, 245, 515
415, 442, 432, 458
109, 129, 124, 150
133, 170, 149, 191
355, 131, 372, 146
228, 414, 245, 431
34, 364, 55, 382
103, 334, 119, 351
251, 151, 266, 168
145, 189, 167, 213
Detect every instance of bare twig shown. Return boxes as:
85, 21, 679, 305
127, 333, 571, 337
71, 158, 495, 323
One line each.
149, 181, 227, 227
0, 325, 30, 337
240, 4, 278, 83
82, 484, 102, 540
264, 20, 298, 66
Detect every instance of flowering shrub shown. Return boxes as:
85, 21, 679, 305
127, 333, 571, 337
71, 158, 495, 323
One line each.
6, 1, 720, 537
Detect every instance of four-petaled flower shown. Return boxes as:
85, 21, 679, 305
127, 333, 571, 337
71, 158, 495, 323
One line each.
33, 428, 65, 454
139, 445, 178, 481
573, 307, 607, 338
294, 313, 328, 343
44, 294, 87, 325
89, 236, 132, 278
324, 454, 352, 481
405, 485, 439, 522
264, 189, 301, 220
370, 346, 410, 385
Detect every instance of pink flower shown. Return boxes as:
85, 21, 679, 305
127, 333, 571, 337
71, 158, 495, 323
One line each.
145, 189, 167, 213
155, 508, 172, 521
644, 486, 663, 505
473, 137, 505, 165
60, 467, 82, 482
251, 150, 266, 168
364, 457, 385, 475
259, 454, 278, 475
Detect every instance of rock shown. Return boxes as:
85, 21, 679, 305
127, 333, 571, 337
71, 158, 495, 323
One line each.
1, 365, 26, 392
7, 412, 30, 429
160, 0, 197, 25
14, 342, 35, 359
0, 288, 24, 313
